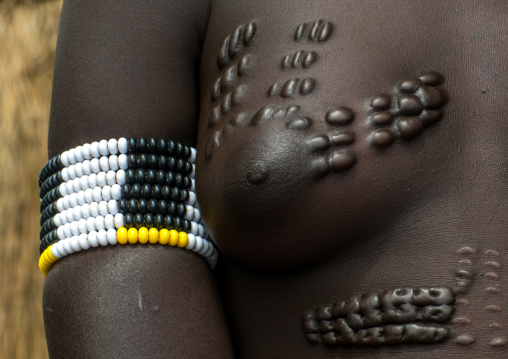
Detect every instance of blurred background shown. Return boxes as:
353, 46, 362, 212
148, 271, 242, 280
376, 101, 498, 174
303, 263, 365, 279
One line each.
0, 0, 62, 358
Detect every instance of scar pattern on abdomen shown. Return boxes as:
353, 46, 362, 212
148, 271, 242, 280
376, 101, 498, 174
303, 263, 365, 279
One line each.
302, 287, 455, 347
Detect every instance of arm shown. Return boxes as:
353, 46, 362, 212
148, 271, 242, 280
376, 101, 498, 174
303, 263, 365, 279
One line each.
43, 1, 234, 357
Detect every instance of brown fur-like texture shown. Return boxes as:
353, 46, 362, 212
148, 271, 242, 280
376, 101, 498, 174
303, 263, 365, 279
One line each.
0, 1, 62, 358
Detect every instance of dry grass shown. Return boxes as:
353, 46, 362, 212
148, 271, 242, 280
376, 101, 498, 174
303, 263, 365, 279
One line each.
0, 1, 62, 358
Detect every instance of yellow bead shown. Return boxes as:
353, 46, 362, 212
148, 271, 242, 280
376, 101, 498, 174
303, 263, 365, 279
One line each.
138, 227, 149, 244
168, 230, 179, 246
159, 229, 170, 245
127, 228, 138, 244
148, 228, 159, 244
117, 227, 128, 244
177, 232, 188, 248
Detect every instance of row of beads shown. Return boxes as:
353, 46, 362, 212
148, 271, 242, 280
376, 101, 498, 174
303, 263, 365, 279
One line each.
39, 227, 216, 276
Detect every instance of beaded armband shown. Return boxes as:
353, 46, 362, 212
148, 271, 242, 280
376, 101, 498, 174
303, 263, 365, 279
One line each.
38, 138, 217, 276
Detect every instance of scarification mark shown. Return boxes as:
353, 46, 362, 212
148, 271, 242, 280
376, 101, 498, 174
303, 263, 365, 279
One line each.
282, 50, 318, 70
268, 78, 316, 98
454, 334, 476, 345
325, 107, 355, 126
294, 19, 334, 42
486, 305, 502, 312
458, 247, 477, 255
452, 317, 471, 325
211, 55, 254, 104
490, 337, 508, 347
217, 21, 258, 69
455, 299, 470, 306
137, 289, 143, 311
489, 323, 504, 330
458, 259, 473, 266
485, 249, 500, 257
484, 261, 501, 269
486, 272, 500, 280
485, 286, 501, 294
368, 72, 448, 148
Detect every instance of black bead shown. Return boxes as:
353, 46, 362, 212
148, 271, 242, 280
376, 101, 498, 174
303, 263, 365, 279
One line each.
168, 201, 177, 216
174, 217, 183, 231
56, 171, 63, 184
170, 187, 180, 201
158, 139, 167, 153
148, 154, 158, 168
151, 185, 161, 199
182, 176, 191, 189
141, 184, 151, 199
175, 173, 183, 187
135, 169, 145, 183
128, 199, 138, 212
183, 219, 191, 232
175, 142, 184, 157
176, 203, 186, 217
126, 169, 136, 184
146, 169, 156, 184
131, 183, 141, 199
156, 170, 165, 185
182, 145, 190, 160
167, 157, 176, 171
180, 189, 189, 202
122, 184, 132, 199
118, 199, 128, 212
138, 199, 148, 214
184, 161, 193, 174
147, 199, 158, 213
167, 140, 176, 156
138, 154, 148, 168
154, 214, 164, 230
124, 213, 134, 226
128, 138, 137, 152
161, 186, 171, 201
128, 154, 137, 168
138, 137, 147, 152
148, 138, 157, 153
157, 200, 168, 214
176, 159, 185, 172
166, 172, 175, 186
134, 213, 143, 228
158, 155, 168, 170
163, 215, 174, 229
143, 213, 154, 227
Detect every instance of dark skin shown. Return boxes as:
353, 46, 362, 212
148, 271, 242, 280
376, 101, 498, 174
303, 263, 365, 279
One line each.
45, 0, 508, 358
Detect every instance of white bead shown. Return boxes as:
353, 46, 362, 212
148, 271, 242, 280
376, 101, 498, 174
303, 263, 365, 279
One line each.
68, 148, 76, 164
73, 206, 82, 220
92, 187, 102, 202
107, 228, 118, 244
184, 205, 194, 220
59, 210, 68, 224
56, 241, 68, 257
77, 191, 86, 205
51, 245, 62, 259
204, 241, 214, 257
82, 160, 91, 175
97, 230, 108, 246
193, 209, 201, 222
89, 202, 99, 217
190, 221, 198, 235
74, 146, 84, 162
67, 165, 76, 179
78, 233, 90, 250
187, 191, 196, 205
82, 143, 92, 160
63, 239, 75, 254
81, 203, 91, 219
88, 173, 97, 188
111, 185, 122, 200
97, 172, 107, 187
73, 178, 81, 193
197, 224, 205, 238
99, 140, 109, 156
57, 226, 65, 240
99, 156, 110, 172
66, 209, 74, 223
70, 236, 81, 252
185, 233, 196, 250
108, 200, 119, 215
116, 170, 126, 185
94, 216, 106, 231
90, 142, 100, 158
102, 186, 112, 201
106, 170, 116, 185
66, 181, 74, 195
79, 176, 89, 190
62, 196, 70, 210
114, 213, 124, 228
108, 138, 119, 155
104, 214, 115, 229
194, 236, 203, 252
61, 167, 69, 181
78, 218, 87, 234
61, 151, 69, 167
189, 164, 195, 178
88, 231, 99, 247
59, 182, 68, 197
90, 158, 101, 173
118, 138, 128, 154
190, 179, 195, 192
118, 154, 128, 170
74, 162, 84, 177
70, 221, 80, 236
54, 213, 62, 227
189, 147, 197, 162
56, 198, 65, 212
98, 201, 109, 216
108, 155, 119, 171
199, 240, 209, 255
84, 188, 94, 203
86, 217, 96, 232
69, 193, 78, 208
